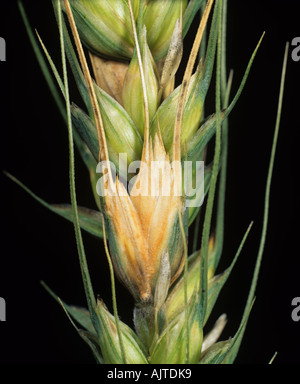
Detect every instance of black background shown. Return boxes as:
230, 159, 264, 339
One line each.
0, 1, 299, 365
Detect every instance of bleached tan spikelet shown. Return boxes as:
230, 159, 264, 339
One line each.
89, 52, 129, 106
105, 131, 184, 301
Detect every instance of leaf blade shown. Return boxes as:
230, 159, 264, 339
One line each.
224, 42, 289, 364
4, 172, 103, 238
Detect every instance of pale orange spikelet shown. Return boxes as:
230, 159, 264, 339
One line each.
105, 177, 150, 300
105, 131, 183, 301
